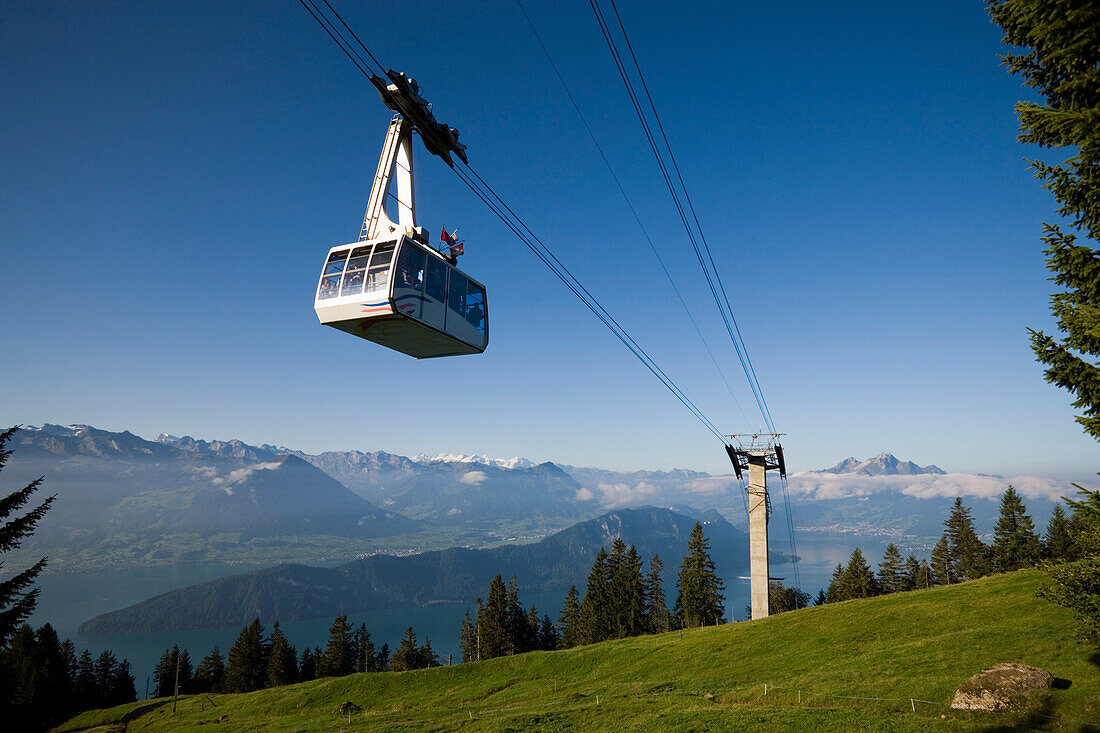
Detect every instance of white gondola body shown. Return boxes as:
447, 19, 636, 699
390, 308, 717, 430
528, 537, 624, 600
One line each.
314, 235, 488, 358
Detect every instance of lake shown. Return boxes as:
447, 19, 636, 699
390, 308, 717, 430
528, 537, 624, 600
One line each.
27, 533, 900, 696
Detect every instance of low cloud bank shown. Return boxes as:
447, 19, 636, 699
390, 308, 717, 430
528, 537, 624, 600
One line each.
785, 472, 1087, 503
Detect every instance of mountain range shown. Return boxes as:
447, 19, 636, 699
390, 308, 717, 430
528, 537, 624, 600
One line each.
79, 507, 751, 632
7, 424, 1079, 569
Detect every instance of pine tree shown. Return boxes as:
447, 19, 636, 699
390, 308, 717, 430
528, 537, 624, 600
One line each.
1044, 503, 1077, 561
902, 555, 921, 591
419, 637, 439, 669
194, 647, 225, 693
643, 553, 669, 633
877, 543, 906, 594
0, 427, 56, 647
390, 627, 420, 672
537, 614, 559, 651
297, 648, 316, 682
674, 523, 725, 627
930, 535, 954, 586
992, 486, 1043, 571
478, 575, 508, 659
839, 548, 879, 599
154, 644, 192, 698
73, 650, 96, 709
558, 585, 582, 648
946, 498, 990, 581
1038, 484, 1100, 646
460, 608, 476, 662
986, 0, 1100, 440
225, 618, 266, 693
579, 547, 611, 643
913, 560, 933, 590
525, 605, 540, 653
825, 563, 845, 602
609, 544, 645, 638
351, 623, 374, 673
502, 577, 529, 654
266, 622, 297, 687
319, 614, 354, 677
813, 589, 827, 606
768, 581, 810, 613
375, 643, 390, 672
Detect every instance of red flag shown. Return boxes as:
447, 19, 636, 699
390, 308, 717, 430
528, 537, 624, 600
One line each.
449, 242, 464, 257
440, 227, 454, 245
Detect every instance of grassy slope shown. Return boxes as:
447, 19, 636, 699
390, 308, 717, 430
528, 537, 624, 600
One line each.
55, 570, 1098, 732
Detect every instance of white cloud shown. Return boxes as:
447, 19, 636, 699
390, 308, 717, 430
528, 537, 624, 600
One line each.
784, 472, 1085, 503
447, 507, 462, 516
574, 488, 594, 502
596, 481, 658, 508
460, 470, 487, 485
212, 461, 284, 486
685, 476, 740, 495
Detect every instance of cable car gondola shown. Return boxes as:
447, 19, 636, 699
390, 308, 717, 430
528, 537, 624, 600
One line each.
315, 233, 487, 358
314, 74, 486, 358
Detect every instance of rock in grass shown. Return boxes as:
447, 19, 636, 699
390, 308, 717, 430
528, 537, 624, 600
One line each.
950, 663, 1054, 711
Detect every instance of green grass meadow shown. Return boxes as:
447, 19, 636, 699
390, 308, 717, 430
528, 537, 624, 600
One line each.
55, 570, 1099, 732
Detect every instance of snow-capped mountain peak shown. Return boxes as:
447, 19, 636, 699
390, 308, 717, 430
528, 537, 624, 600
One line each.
412, 453, 537, 470
818, 453, 945, 476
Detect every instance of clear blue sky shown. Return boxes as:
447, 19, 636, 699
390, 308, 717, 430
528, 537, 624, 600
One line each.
1, 0, 1095, 479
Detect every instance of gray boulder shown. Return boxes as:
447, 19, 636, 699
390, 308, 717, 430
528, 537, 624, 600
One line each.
951, 663, 1055, 712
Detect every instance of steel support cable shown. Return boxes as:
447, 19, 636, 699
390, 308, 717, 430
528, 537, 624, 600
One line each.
605, 0, 777, 435
299, 0, 380, 80
453, 162, 727, 442
513, 0, 752, 430
298, 0, 730, 444
591, 0, 775, 434
778, 474, 801, 589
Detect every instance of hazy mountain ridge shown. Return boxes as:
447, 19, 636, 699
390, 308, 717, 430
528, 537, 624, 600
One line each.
6, 426, 419, 554
79, 507, 753, 632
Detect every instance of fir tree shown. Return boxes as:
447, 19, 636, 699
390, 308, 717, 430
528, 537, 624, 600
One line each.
537, 614, 559, 651
579, 547, 611, 643
194, 646, 225, 693
390, 627, 421, 672
351, 624, 374, 674
375, 643, 390, 672
946, 498, 990, 580
643, 553, 669, 633
1044, 503, 1077, 561
319, 614, 354, 677
558, 585, 582, 649
225, 618, 266, 693
525, 605, 540, 653
1039, 484, 1100, 647
877, 543, 906, 594
478, 575, 508, 659
502, 577, 528, 654
903, 555, 922, 591
825, 563, 845, 602
813, 589, 827, 606
610, 544, 645, 638
674, 523, 725, 626
297, 648, 316, 682
266, 622, 297, 687
0, 427, 56, 647
460, 607, 476, 662
419, 637, 439, 669
992, 486, 1043, 571
73, 650, 96, 709
154, 645, 192, 698
912, 560, 933, 590
839, 548, 879, 600
986, 0, 1100, 440
930, 536, 953, 586
768, 581, 810, 614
